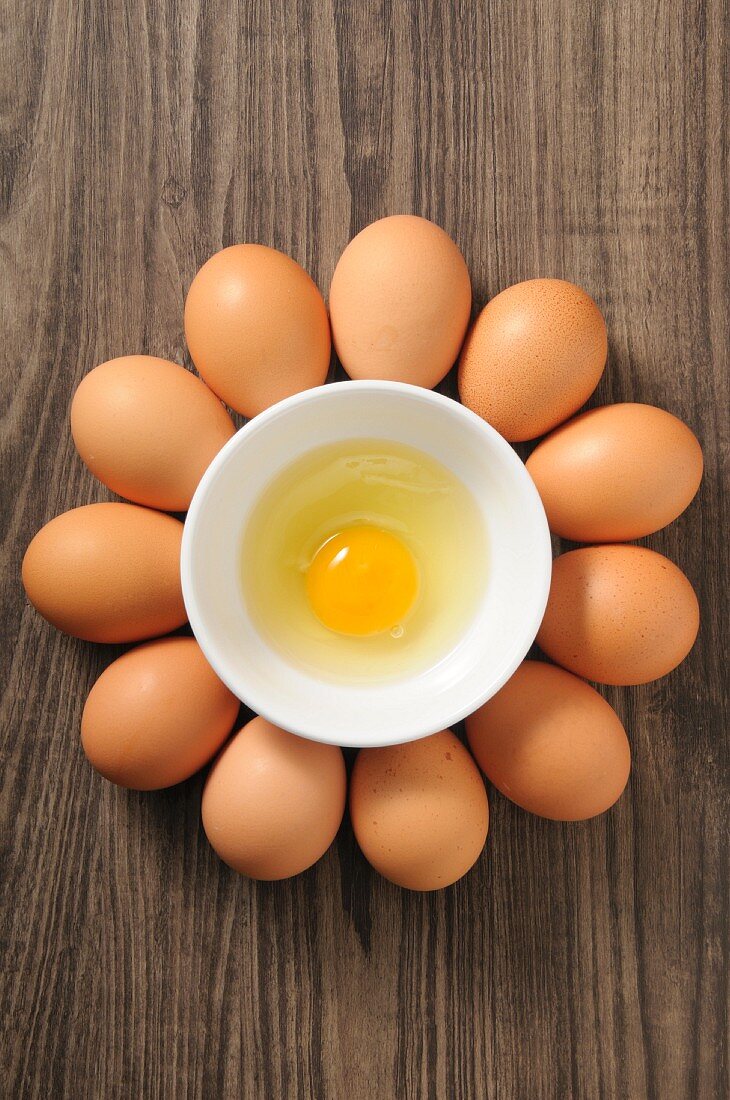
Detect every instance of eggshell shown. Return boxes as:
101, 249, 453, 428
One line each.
458, 278, 607, 441
184, 244, 331, 417
536, 546, 700, 685
71, 355, 236, 511
22, 503, 186, 642
349, 729, 488, 891
329, 215, 471, 388
466, 661, 630, 820
81, 638, 239, 789
201, 717, 346, 880
526, 403, 703, 542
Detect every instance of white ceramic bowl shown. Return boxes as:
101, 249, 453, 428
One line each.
181, 381, 551, 747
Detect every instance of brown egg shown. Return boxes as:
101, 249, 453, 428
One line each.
329, 215, 471, 388
81, 638, 239, 790
526, 403, 703, 542
201, 717, 346, 880
71, 355, 236, 511
184, 244, 331, 417
22, 503, 186, 642
458, 278, 607, 441
537, 546, 700, 685
349, 729, 488, 891
466, 661, 630, 820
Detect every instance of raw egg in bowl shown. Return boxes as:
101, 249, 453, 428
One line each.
181, 382, 551, 746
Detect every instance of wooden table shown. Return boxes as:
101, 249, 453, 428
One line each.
2, 2, 727, 1097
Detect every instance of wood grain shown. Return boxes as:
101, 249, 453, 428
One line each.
1, 1, 727, 1097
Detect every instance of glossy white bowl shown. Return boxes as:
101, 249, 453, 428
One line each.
181, 381, 551, 747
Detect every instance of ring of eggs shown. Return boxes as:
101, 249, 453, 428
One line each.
536, 546, 700, 685
20, 217, 703, 890
466, 662, 631, 821
350, 730, 489, 890
22, 503, 186, 643
71, 355, 236, 511
184, 244, 331, 418
82, 637, 240, 790
202, 717, 346, 880
329, 215, 472, 388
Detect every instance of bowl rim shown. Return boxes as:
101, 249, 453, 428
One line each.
181, 380, 552, 747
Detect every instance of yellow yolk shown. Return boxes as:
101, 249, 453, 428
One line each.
306, 526, 420, 636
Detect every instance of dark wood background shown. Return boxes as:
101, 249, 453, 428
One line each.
2, 1, 727, 1097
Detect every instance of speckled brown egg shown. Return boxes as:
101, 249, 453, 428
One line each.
349, 729, 489, 891
22, 503, 186, 642
466, 661, 630, 821
536, 546, 700, 685
329, 216, 471, 388
458, 278, 607, 441
201, 717, 346, 880
81, 638, 239, 790
71, 355, 236, 511
184, 244, 331, 418
526, 403, 703, 541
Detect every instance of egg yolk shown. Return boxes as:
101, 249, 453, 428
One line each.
306, 525, 419, 636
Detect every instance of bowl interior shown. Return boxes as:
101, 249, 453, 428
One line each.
182, 382, 551, 747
